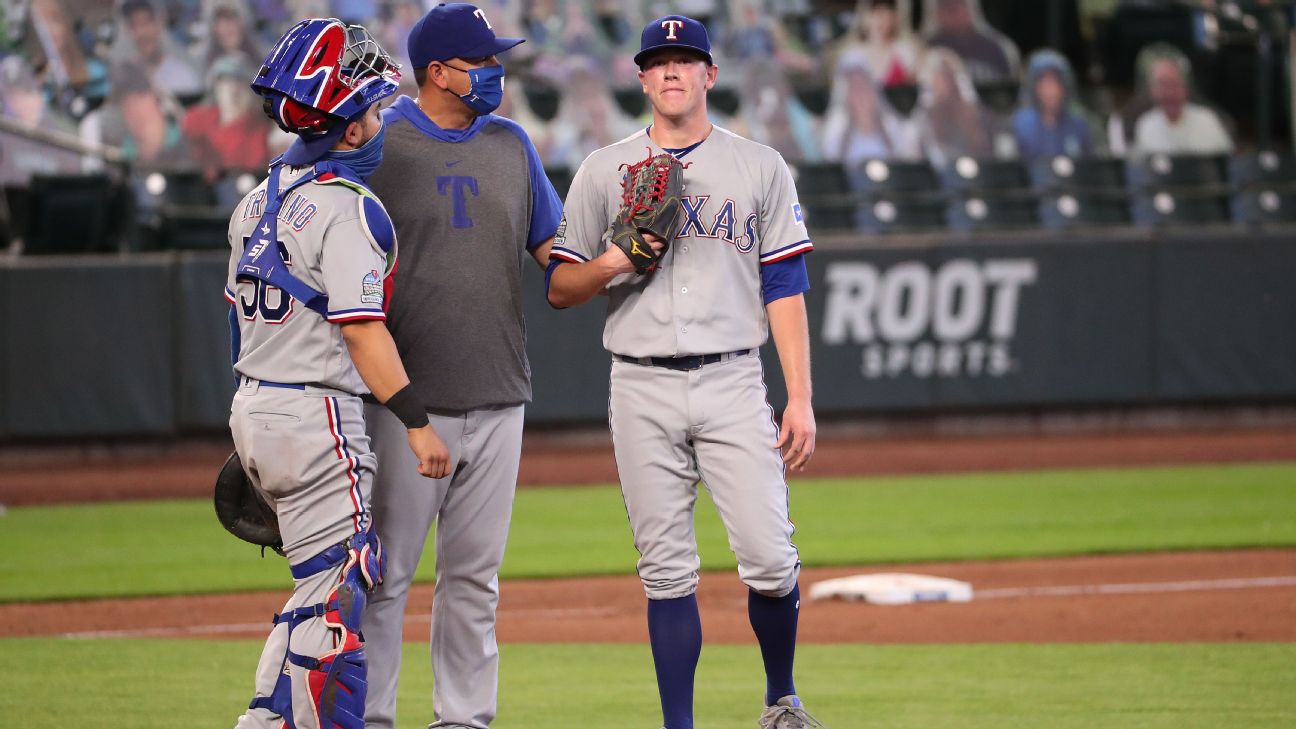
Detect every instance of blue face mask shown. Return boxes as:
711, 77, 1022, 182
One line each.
323, 119, 385, 180
451, 63, 505, 115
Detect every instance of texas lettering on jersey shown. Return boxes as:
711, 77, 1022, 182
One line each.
676, 195, 759, 254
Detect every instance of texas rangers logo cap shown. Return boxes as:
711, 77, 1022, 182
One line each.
635, 15, 713, 68
408, 3, 524, 69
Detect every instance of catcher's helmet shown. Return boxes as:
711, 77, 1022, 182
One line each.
252, 18, 400, 139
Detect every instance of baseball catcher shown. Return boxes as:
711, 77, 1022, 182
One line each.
222, 17, 449, 729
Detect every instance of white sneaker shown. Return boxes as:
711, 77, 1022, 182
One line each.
757, 695, 824, 729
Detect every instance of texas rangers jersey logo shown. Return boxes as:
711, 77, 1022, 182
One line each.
676, 195, 758, 254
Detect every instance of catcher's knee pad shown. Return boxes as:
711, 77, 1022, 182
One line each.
292, 630, 368, 729
248, 529, 383, 729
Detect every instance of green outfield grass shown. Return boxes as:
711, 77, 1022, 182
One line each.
1, 639, 1292, 728
2, 462, 1295, 602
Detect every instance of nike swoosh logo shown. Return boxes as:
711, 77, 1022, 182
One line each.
446, 160, 461, 168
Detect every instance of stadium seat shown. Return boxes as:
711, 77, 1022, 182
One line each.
545, 166, 573, 201
158, 208, 230, 250
1232, 189, 1296, 224
1228, 151, 1296, 225
1038, 193, 1130, 229
1127, 155, 1231, 227
613, 88, 646, 118
156, 170, 216, 206
844, 160, 947, 234
1131, 190, 1231, 226
940, 157, 1029, 192
974, 79, 1020, 115
882, 83, 919, 117
21, 173, 123, 254
856, 197, 947, 234
939, 158, 1037, 231
1028, 157, 1130, 229
1126, 154, 1228, 188
524, 85, 560, 121
947, 194, 1038, 231
710, 87, 740, 117
851, 159, 937, 194
1229, 150, 1296, 186
794, 86, 830, 116
1028, 156, 1127, 191
789, 162, 855, 232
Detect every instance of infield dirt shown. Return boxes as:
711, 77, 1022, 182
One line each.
3, 426, 1294, 643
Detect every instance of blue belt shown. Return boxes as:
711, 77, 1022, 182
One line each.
242, 376, 305, 390
616, 349, 751, 371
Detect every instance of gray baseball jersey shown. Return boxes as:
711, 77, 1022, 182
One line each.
224, 166, 397, 394
550, 126, 812, 358
552, 125, 811, 601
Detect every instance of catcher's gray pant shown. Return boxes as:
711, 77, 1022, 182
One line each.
608, 353, 800, 600
362, 403, 524, 729
229, 379, 376, 729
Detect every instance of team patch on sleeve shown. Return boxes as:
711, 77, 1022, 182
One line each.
554, 215, 567, 246
361, 270, 383, 305
792, 202, 804, 224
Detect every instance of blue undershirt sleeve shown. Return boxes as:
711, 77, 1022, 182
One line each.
228, 303, 240, 386
544, 258, 566, 307
760, 254, 810, 305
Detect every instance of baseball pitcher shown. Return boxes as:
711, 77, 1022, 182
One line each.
224, 18, 449, 729
546, 15, 822, 729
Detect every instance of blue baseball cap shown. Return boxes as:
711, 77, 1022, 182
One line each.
635, 15, 713, 68
408, 3, 524, 69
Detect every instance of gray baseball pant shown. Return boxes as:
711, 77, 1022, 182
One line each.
362, 403, 524, 729
608, 353, 800, 600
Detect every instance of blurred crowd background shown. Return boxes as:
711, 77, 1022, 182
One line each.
1, 0, 1293, 246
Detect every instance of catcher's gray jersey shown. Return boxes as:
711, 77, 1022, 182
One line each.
224, 166, 397, 393
550, 126, 812, 358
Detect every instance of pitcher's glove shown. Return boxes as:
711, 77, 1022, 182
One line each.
608, 149, 688, 274
214, 451, 284, 557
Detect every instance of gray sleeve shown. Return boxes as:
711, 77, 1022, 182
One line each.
550, 161, 610, 264
320, 202, 390, 323
757, 154, 813, 265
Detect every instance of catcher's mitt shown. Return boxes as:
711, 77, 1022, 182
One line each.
608, 149, 688, 275
214, 451, 284, 557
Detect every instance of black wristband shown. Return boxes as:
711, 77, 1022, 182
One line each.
385, 384, 429, 430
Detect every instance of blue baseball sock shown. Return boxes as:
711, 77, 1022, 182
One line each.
647, 594, 702, 729
748, 583, 800, 706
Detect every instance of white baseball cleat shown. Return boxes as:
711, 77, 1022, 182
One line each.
757, 695, 824, 729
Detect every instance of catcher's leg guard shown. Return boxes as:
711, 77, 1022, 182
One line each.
248, 529, 384, 729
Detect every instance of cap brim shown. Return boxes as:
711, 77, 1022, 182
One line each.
459, 36, 525, 59
281, 123, 348, 166
634, 43, 713, 68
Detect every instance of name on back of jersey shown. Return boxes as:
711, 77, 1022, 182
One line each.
241, 189, 320, 232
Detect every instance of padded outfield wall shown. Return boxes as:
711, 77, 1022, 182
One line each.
1, 229, 1293, 438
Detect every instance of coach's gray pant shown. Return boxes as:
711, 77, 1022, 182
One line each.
362, 403, 524, 729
